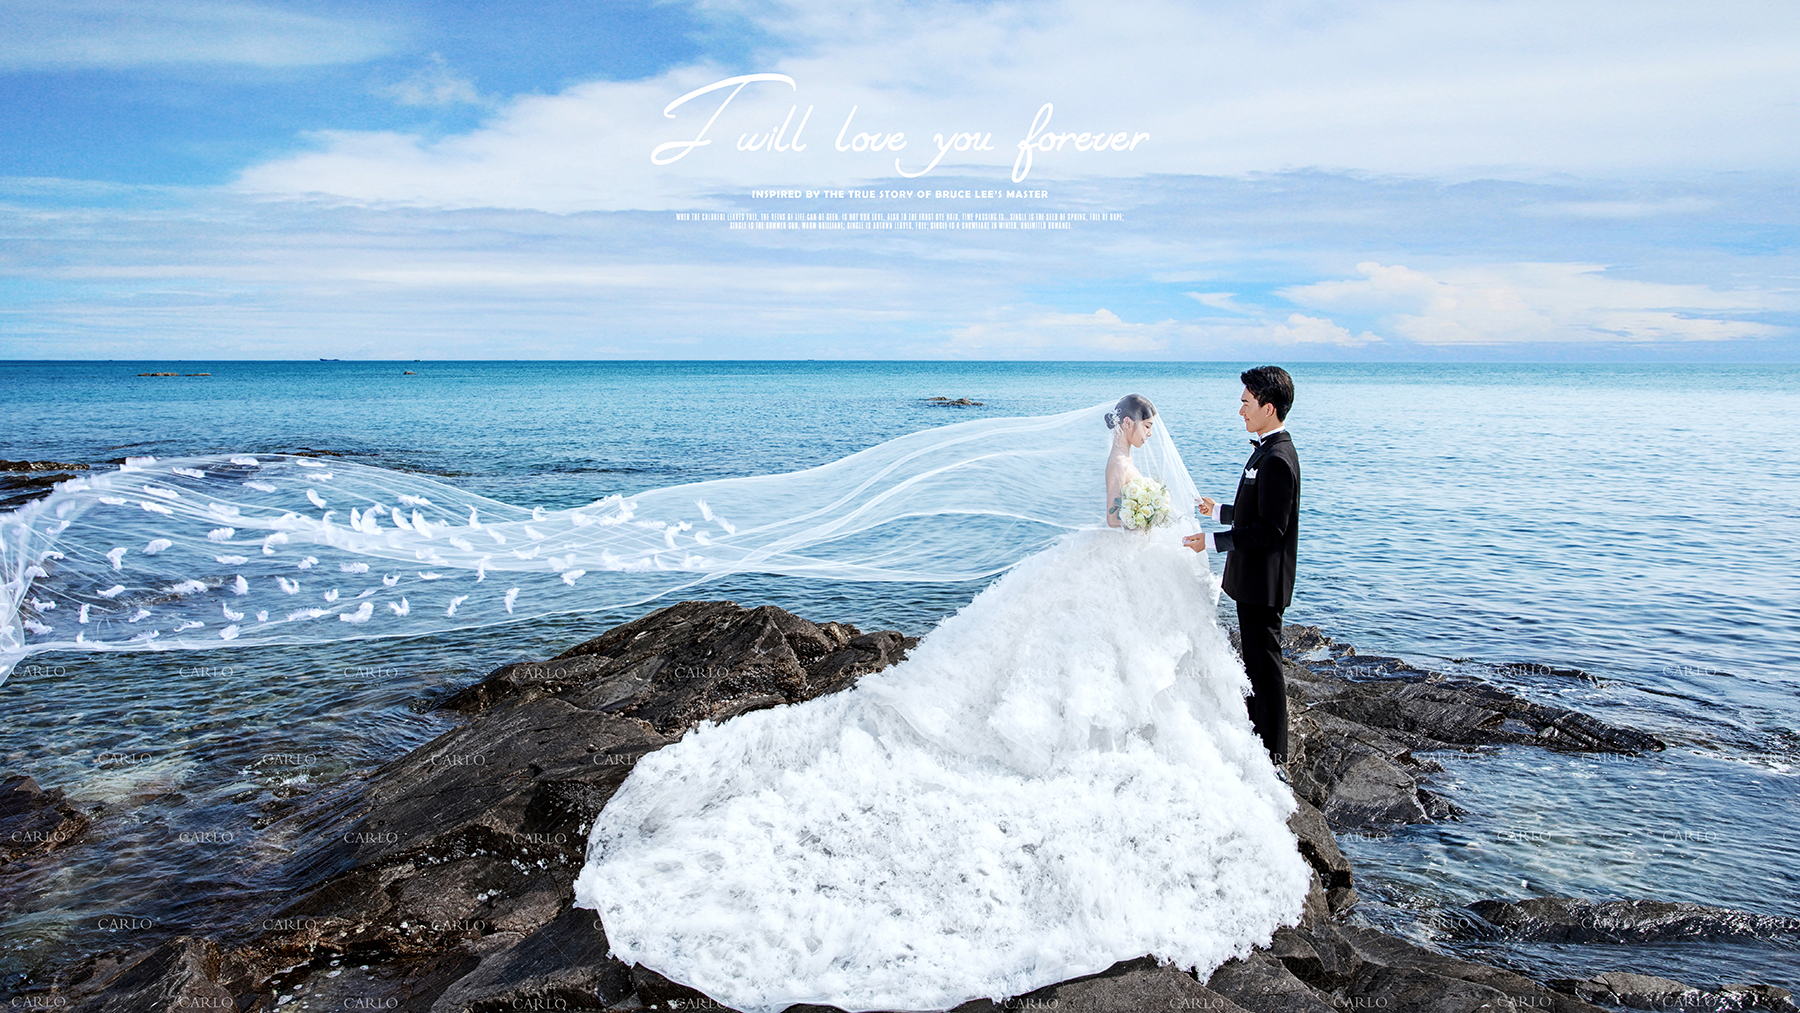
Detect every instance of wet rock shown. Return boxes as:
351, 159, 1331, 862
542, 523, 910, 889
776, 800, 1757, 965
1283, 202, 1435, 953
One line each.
1283, 627, 1664, 756
1286, 798, 1357, 923
0, 465, 87, 511
235, 603, 912, 999
1548, 970, 1796, 1011
1467, 896, 1800, 944
1266, 923, 1606, 1013
428, 905, 632, 1012
1014, 955, 1251, 1012
0, 460, 88, 472
48, 935, 267, 1013
0, 772, 90, 866
239, 695, 668, 964
1276, 625, 1662, 833
1205, 949, 1339, 1013
441, 600, 916, 736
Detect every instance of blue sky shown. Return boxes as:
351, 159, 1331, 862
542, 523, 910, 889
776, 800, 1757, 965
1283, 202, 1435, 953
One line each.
2, 0, 1797, 360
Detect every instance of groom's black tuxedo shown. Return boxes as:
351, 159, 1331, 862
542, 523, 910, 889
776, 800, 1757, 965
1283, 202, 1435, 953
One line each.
1211, 429, 1300, 764
1213, 430, 1300, 608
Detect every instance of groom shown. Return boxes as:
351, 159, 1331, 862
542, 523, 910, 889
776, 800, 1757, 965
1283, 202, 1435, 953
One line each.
1183, 366, 1300, 767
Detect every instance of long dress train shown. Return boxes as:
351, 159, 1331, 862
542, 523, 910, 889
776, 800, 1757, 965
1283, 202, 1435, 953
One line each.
574, 523, 1312, 1013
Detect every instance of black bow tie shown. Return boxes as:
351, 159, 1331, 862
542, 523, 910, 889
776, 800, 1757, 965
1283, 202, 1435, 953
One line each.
1249, 439, 1263, 450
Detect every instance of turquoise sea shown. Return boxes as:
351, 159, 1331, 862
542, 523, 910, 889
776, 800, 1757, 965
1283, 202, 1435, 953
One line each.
2, 360, 1797, 993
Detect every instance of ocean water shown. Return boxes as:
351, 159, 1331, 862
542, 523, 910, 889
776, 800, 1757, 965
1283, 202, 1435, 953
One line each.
1, 360, 1796, 994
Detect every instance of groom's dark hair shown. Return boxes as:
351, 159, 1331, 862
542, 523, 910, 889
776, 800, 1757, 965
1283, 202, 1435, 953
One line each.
1241, 366, 1294, 421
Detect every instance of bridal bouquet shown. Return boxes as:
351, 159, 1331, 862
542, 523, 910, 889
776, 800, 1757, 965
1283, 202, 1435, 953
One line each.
1119, 475, 1172, 530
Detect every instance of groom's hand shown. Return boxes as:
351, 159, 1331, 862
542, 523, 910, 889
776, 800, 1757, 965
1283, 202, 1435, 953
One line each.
1182, 532, 1207, 553
1197, 496, 1217, 517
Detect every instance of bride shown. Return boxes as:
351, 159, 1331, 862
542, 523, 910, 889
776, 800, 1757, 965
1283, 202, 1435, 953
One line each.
573, 394, 1312, 1013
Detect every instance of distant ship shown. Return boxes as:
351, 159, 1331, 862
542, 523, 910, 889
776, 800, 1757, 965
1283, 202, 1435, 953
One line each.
319, 358, 340, 361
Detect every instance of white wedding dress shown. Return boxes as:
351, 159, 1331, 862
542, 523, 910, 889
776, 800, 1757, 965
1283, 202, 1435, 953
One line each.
573, 523, 1312, 1012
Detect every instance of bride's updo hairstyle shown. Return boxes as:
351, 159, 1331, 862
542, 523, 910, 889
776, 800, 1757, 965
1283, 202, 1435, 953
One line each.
1105, 393, 1156, 430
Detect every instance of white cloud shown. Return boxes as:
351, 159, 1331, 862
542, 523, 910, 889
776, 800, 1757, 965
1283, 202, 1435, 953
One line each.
4, 173, 1794, 361
383, 54, 482, 108
1187, 292, 1256, 314
0, 0, 393, 70
1283, 261, 1790, 344
229, 0, 1800, 211
1526, 197, 1719, 219
940, 307, 1378, 358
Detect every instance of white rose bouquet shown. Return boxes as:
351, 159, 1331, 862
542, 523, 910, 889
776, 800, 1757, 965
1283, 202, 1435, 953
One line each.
1118, 475, 1172, 531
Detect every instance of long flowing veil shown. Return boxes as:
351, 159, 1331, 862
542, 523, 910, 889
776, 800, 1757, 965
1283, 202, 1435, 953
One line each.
0, 401, 1202, 684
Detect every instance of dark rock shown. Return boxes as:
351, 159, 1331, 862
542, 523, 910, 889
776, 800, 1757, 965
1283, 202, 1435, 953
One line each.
442, 600, 916, 736
1275, 625, 1661, 833
1205, 949, 1339, 1013
0, 460, 88, 472
239, 696, 667, 963
0, 772, 90, 866
1547, 970, 1796, 1011
632, 962, 734, 1009
0, 468, 87, 511
1467, 896, 1800, 944
1282, 923, 1606, 1013
47, 935, 268, 1013
265, 946, 485, 1012
1286, 798, 1357, 924
1292, 659, 1662, 755
429, 905, 632, 1012
231, 602, 911, 1002
1012, 955, 1252, 1012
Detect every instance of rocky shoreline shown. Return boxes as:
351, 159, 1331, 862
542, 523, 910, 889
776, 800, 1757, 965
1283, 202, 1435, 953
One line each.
3, 601, 1794, 1012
